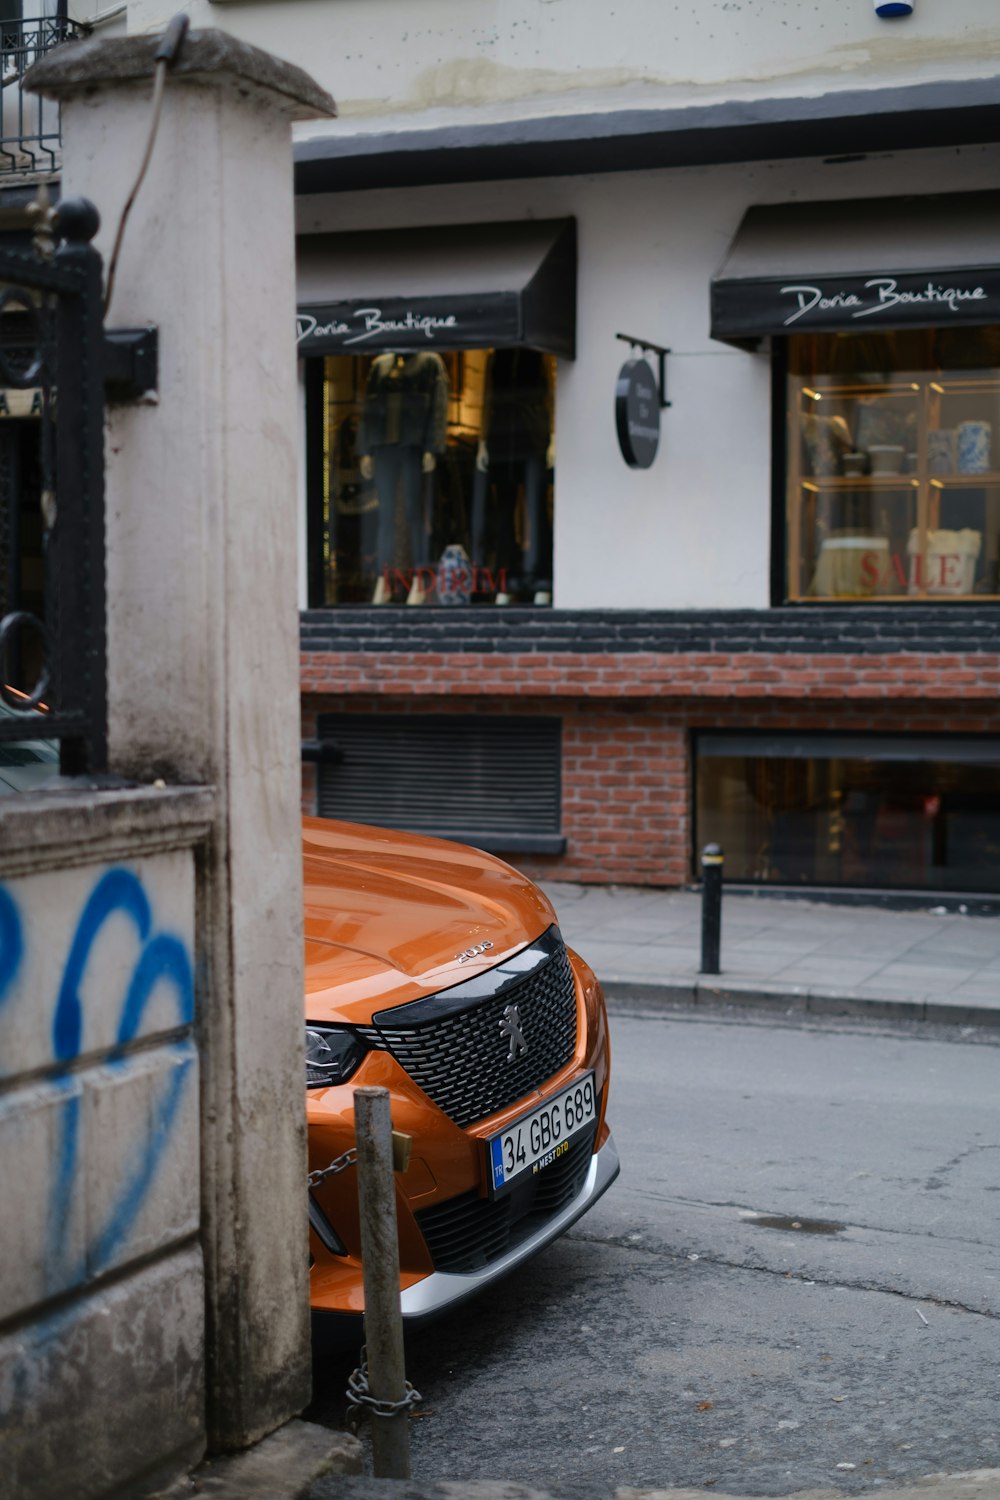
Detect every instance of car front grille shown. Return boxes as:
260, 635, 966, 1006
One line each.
415, 1125, 597, 1273
357, 927, 578, 1128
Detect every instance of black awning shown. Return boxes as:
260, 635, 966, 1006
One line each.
296, 217, 576, 359
711, 191, 1000, 349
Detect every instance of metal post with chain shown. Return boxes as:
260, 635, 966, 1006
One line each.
346, 1347, 422, 1436
307, 1147, 357, 1190
308, 1112, 420, 1474
352, 1088, 412, 1476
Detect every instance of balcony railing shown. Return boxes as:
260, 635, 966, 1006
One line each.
1, 15, 85, 175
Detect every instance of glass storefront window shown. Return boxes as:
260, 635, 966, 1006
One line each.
785, 327, 1000, 602
695, 735, 1000, 893
312, 347, 555, 607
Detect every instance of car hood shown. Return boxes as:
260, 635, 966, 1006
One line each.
303, 817, 557, 1024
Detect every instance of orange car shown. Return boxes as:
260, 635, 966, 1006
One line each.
303, 817, 618, 1338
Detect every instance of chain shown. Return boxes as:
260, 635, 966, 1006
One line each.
307, 1147, 357, 1190
346, 1346, 423, 1433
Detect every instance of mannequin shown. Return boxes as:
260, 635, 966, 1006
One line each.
358, 350, 449, 604
473, 348, 554, 604
332, 411, 378, 592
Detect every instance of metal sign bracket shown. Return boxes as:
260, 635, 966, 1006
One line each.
615, 332, 671, 409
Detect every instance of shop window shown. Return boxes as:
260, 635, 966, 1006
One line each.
695, 734, 1000, 893
784, 327, 1000, 602
309, 348, 555, 608
315, 714, 564, 855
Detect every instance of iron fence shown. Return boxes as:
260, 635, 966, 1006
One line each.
0, 198, 107, 775
1, 12, 84, 175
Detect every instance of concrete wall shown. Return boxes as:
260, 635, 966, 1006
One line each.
295, 139, 1000, 611
0, 791, 212, 1499
125, 0, 1000, 133
70, 57, 323, 1440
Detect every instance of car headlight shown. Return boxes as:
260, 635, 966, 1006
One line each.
305, 1026, 367, 1088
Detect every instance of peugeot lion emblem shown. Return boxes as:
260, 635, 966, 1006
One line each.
499, 1002, 529, 1063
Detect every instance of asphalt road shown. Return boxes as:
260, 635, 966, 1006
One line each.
309, 1005, 1000, 1497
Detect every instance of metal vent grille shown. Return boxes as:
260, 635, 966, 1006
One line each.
316, 713, 561, 837
415, 1126, 597, 1273
358, 940, 578, 1128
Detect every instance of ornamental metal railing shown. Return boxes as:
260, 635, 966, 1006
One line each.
0, 198, 108, 775
1, 13, 85, 175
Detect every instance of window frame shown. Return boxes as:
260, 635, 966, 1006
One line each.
773, 329, 1000, 607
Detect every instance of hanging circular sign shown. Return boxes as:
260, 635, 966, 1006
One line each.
615, 357, 660, 469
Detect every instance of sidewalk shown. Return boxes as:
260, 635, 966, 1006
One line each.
541, 882, 1000, 1027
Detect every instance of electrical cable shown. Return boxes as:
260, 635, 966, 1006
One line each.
102, 13, 189, 318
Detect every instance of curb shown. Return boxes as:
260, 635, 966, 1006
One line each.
303, 1469, 1000, 1500
601, 977, 1000, 1029
616, 1474, 1000, 1500
149, 1419, 363, 1499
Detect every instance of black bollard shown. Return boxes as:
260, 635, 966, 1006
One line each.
700, 843, 724, 975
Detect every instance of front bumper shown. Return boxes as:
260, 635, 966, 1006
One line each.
398, 1129, 620, 1321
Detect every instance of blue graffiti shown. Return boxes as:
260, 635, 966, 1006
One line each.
85, 1052, 192, 1273
52, 868, 193, 1060
0, 884, 23, 1010
0, 866, 195, 1288
54, 868, 154, 1061
118, 931, 195, 1045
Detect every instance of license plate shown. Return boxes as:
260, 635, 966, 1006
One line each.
487, 1073, 596, 1195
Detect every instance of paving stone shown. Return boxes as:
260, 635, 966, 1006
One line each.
152, 1418, 362, 1500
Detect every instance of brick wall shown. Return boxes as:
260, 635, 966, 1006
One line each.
301, 649, 1000, 703
300, 605, 1000, 658
301, 609, 1000, 887
302, 682, 1000, 887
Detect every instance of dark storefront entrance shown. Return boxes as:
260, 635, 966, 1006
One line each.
696, 733, 1000, 894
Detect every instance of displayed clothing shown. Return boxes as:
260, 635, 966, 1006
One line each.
360, 352, 449, 587
487, 455, 548, 586
359, 351, 449, 456
481, 348, 551, 463
373, 445, 430, 573
332, 413, 374, 517
475, 349, 553, 596
330, 413, 378, 596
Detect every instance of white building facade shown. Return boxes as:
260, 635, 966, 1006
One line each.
126, 1, 1000, 896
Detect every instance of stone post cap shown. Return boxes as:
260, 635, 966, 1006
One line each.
25, 28, 336, 121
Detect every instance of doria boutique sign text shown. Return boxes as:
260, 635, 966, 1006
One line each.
780, 276, 990, 327
712, 269, 1000, 341
296, 294, 520, 354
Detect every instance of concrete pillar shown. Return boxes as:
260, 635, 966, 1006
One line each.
26, 33, 335, 1450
